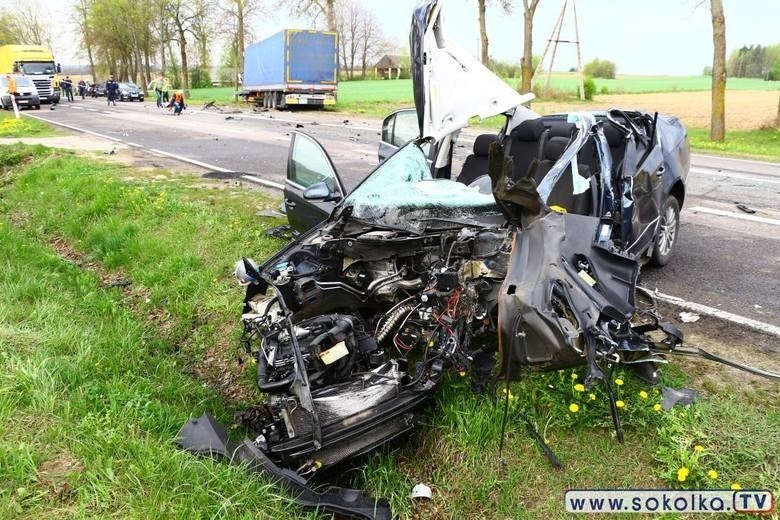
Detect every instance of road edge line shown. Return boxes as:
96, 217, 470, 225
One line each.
22, 113, 284, 191
689, 206, 780, 226
643, 287, 780, 338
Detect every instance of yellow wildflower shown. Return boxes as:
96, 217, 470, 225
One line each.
615, 378, 624, 386
639, 390, 649, 399
574, 384, 585, 392
589, 393, 596, 401
730, 483, 742, 490
677, 467, 689, 482
694, 445, 704, 453
569, 403, 580, 413
707, 470, 718, 480
501, 387, 515, 400
616, 400, 625, 408
571, 373, 578, 380
653, 403, 662, 412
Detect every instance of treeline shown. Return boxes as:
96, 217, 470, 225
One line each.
727, 44, 780, 80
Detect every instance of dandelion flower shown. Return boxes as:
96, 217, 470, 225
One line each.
653, 403, 662, 412
589, 393, 596, 401
616, 400, 625, 409
677, 467, 689, 482
501, 388, 515, 400
694, 445, 704, 453
707, 470, 718, 480
571, 373, 578, 380
569, 403, 580, 413
574, 384, 585, 392
730, 483, 742, 490
615, 378, 624, 386
639, 390, 649, 399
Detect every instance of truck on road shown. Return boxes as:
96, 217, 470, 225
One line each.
241, 30, 338, 109
0, 45, 61, 104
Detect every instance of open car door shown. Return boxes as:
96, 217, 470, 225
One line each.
411, 0, 534, 141
284, 132, 345, 233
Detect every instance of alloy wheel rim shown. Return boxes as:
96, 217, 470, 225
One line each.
657, 205, 677, 256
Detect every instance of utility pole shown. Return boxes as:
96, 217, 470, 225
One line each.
534, 0, 585, 99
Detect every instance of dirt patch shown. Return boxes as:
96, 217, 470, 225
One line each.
534, 90, 780, 130
37, 453, 84, 501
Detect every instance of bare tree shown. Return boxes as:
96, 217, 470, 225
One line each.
709, 0, 726, 141
520, 0, 541, 92
285, 0, 337, 31
358, 7, 383, 79
476, 0, 512, 66
220, 0, 263, 86
166, 0, 210, 91
3, 0, 53, 48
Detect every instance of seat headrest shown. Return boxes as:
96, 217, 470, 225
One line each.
547, 121, 576, 138
511, 118, 545, 141
473, 133, 497, 156
602, 123, 624, 147
544, 136, 570, 162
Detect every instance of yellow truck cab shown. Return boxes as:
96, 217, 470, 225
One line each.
0, 45, 61, 104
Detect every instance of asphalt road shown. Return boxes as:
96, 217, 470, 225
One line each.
24, 97, 780, 330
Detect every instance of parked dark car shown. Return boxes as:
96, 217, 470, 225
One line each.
179, 2, 691, 519
90, 83, 106, 97
117, 82, 144, 101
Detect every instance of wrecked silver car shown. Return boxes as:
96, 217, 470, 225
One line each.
174, 2, 725, 519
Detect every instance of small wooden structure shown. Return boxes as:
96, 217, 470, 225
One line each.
374, 54, 406, 79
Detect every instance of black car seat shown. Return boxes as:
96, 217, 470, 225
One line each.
457, 133, 497, 185
532, 136, 594, 216
505, 117, 548, 180
602, 122, 626, 174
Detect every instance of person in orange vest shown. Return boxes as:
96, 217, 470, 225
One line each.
167, 90, 186, 115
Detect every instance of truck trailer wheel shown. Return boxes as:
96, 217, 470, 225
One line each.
276, 92, 286, 110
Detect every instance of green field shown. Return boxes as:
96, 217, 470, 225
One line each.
1, 132, 778, 518
187, 74, 780, 109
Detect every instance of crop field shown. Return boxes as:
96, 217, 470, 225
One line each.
1, 137, 778, 518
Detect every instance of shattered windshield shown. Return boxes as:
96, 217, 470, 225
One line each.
343, 142, 500, 232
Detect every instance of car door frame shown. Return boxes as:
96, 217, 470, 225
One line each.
626, 129, 665, 256
284, 131, 345, 232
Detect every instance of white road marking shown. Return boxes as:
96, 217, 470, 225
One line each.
86, 108, 99, 112
22, 114, 283, 190
692, 152, 780, 168
353, 148, 375, 155
689, 206, 780, 226
241, 174, 285, 190
101, 111, 115, 115
644, 288, 780, 338
22, 113, 122, 142
691, 168, 780, 185
71, 106, 84, 110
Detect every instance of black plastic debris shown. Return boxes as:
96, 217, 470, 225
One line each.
177, 413, 391, 520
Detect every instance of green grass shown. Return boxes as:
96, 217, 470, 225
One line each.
688, 127, 780, 161
1, 144, 778, 518
0, 111, 60, 137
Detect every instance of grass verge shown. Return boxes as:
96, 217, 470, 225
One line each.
688, 127, 780, 161
1, 144, 777, 518
0, 111, 60, 137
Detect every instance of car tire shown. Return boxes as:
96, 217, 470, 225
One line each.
650, 196, 680, 267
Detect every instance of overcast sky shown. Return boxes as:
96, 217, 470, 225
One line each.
7, 0, 780, 76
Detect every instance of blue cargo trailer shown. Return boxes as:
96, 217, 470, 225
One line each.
241, 29, 339, 109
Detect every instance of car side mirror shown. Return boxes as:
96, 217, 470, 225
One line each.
303, 181, 339, 202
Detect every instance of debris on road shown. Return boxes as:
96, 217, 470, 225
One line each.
661, 387, 699, 410
679, 311, 701, 323
735, 203, 756, 214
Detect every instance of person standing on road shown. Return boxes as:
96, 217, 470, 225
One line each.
162, 77, 171, 104
62, 76, 74, 102
148, 75, 164, 108
105, 75, 119, 106
77, 79, 86, 99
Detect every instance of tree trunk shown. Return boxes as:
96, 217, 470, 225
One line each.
776, 94, 780, 128
710, 0, 726, 142
520, 0, 540, 93
237, 0, 245, 73
325, 0, 336, 31
177, 28, 189, 91
478, 0, 489, 66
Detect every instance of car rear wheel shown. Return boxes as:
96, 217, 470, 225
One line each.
650, 196, 680, 266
